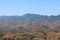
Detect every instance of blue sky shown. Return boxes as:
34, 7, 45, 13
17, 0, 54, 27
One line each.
0, 0, 60, 16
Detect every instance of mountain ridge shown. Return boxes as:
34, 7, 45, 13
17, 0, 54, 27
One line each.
0, 14, 60, 22
0, 14, 60, 32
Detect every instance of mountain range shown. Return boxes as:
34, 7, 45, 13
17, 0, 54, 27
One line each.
0, 14, 60, 32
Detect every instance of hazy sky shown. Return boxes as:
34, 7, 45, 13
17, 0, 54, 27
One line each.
0, 0, 60, 16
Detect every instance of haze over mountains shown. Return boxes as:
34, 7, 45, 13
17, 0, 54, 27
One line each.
0, 14, 60, 32
0, 14, 60, 22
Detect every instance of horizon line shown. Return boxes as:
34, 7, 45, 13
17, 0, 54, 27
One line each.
0, 13, 60, 16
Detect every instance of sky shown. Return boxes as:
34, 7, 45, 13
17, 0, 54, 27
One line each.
0, 0, 60, 16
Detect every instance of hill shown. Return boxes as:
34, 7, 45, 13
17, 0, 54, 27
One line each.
0, 14, 60, 32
